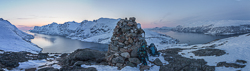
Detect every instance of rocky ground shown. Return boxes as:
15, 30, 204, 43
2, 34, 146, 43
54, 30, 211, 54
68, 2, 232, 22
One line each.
159, 48, 215, 71
1, 47, 244, 71
1, 34, 249, 71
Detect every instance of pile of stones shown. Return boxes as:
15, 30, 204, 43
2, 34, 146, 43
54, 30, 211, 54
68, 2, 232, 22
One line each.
105, 17, 147, 69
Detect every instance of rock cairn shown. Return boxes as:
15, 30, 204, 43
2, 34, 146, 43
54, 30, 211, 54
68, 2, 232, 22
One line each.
105, 17, 147, 69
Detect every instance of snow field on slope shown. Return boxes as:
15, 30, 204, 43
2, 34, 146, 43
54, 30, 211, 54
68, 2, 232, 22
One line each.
178, 33, 250, 71
0, 20, 42, 53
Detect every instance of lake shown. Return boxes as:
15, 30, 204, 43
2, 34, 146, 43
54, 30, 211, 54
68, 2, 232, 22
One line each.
26, 32, 109, 53
151, 30, 234, 45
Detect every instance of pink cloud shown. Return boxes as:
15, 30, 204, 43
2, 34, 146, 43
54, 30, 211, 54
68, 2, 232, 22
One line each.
16, 25, 34, 31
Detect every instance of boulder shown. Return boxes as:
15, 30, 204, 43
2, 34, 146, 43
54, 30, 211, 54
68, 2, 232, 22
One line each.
130, 47, 139, 58
116, 63, 123, 68
126, 62, 137, 67
73, 61, 85, 66
110, 45, 119, 51
121, 52, 130, 58
129, 58, 140, 64
69, 49, 105, 61
153, 58, 163, 66
112, 56, 124, 63
59, 48, 105, 66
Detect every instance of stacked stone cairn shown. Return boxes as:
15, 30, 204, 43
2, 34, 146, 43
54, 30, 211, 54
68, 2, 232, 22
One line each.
105, 17, 147, 69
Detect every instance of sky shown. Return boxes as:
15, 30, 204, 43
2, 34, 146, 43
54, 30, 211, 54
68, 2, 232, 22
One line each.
0, 0, 250, 29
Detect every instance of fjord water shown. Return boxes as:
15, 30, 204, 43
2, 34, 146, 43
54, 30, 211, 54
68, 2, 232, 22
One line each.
26, 30, 232, 53
26, 32, 109, 53
152, 30, 233, 45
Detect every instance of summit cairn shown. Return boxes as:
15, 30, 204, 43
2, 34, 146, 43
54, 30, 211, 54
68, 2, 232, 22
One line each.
105, 17, 147, 69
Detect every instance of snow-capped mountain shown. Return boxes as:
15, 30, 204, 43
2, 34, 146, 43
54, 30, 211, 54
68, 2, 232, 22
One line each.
172, 20, 250, 35
0, 18, 42, 53
148, 26, 173, 30
30, 18, 178, 48
30, 18, 120, 42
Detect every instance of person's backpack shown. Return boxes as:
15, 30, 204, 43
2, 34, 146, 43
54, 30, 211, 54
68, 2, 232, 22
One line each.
148, 43, 160, 56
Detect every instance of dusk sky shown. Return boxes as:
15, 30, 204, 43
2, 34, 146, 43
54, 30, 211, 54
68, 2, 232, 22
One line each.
0, 0, 250, 29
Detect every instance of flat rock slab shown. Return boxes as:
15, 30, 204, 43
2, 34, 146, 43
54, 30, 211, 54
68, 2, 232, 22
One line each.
59, 48, 107, 66
192, 49, 226, 56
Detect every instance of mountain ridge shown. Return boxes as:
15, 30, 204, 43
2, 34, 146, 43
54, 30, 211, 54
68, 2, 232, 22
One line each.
0, 18, 42, 53
30, 17, 179, 49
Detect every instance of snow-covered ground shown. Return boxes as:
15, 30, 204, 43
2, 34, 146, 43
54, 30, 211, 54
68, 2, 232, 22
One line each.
9, 33, 250, 71
80, 52, 169, 71
9, 52, 168, 71
30, 18, 179, 49
8, 53, 61, 71
0, 18, 42, 53
178, 33, 250, 71
155, 20, 250, 35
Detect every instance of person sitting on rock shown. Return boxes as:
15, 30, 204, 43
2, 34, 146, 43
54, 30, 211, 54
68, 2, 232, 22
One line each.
137, 41, 149, 65
148, 43, 160, 56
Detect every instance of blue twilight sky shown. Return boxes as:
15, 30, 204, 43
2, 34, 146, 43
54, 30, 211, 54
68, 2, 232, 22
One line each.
0, 0, 250, 28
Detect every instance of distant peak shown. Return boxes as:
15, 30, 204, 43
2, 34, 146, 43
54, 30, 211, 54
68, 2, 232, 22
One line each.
51, 22, 58, 24
81, 20, 88, 23
0, 18, 4, 20
97, 17, 115, 20
65, 21, 78, 23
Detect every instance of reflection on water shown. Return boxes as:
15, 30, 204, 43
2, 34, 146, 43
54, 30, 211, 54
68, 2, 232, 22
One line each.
152, 30, 233, 45
26, 32, 108, 53
41, 37, 56, 43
